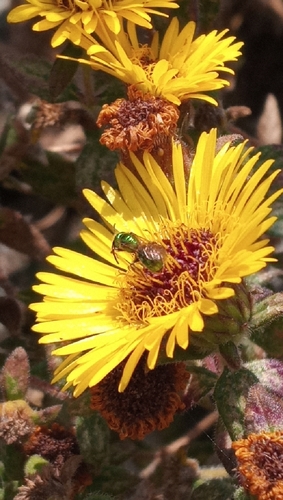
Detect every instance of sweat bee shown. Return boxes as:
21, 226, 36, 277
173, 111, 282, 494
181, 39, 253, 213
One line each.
111, 232, 167, 273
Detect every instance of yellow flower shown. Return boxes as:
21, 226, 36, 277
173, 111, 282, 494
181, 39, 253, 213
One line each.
73, 18, 243, 105
7, 0, 178, 48
30, 129, 282, 397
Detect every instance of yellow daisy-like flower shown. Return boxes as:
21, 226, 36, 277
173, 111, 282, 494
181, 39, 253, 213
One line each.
30, 129, 282, 397
74, 18, 243, 105
7, 0, 178, 48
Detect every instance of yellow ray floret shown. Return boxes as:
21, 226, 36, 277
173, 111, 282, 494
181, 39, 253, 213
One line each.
7, 0, 178, 47
72, 18, 243, 105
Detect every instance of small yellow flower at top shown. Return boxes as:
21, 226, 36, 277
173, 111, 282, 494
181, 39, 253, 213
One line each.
7, 0, 179, 47
73, 18, 243, 105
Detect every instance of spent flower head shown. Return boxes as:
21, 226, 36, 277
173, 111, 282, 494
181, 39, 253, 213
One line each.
97, 86, 180, 153
23, 423, 80, 469
14, 456, 84, 500
7, 0, 178, 47
30, 129, 282, 397
232, 431, 283, 500
90, 359, 189, 439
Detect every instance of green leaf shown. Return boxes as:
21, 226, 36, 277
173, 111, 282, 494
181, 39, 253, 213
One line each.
92, 465, 137, 496
214, 367, 258, 440
250, 292, 283, 357
191, 477, 235, 500
75, 413, 110, 466
80, 493, 115, 500
75, 129, 118, 192
20, 151, 77, 206
49, 43, 83, 100
5, 53, 79, 102
232, 486, 251, 499
24, 455, 49, 476
185, 365, 218, 406
2, 348, 30, 400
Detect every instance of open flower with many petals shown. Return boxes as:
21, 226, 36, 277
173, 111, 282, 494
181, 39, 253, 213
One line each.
73, 18, 243, 105
30, 129, 282, 397
7, 0, 178, 47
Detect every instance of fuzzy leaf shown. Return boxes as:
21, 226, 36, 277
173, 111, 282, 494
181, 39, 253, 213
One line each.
93, 465, 137, 497
244, 384, 283, 434
184, 366, 218, 408
246, 358, 283, 397
191, 478, 235, 500
1, 348, 30, 400
250, 292, 283, 357
232, 487, 252, 499
240, 359, 283, 433
37, 405, 63, 425
214, 367, 258, 440
75, 413, 110, 466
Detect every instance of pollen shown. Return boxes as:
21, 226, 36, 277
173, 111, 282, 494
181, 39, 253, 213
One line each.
97, 86, 179, 153
130, 46, 156, 75
116, 224, 220, 323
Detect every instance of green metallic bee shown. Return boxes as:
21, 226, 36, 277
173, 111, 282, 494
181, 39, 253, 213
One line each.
111, 232, 167, 273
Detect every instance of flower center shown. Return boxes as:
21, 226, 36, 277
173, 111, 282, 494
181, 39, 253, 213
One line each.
57, 0, 73, 9
253, 437, 283, 481
131, 46, 155, 68
130, 46, 164, 81
116, 223, 220, 323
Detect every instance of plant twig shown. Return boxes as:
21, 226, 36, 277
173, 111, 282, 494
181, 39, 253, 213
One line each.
139, 410, 219, 478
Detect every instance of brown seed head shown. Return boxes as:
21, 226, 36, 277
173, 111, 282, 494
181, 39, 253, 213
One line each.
90, 359, 189, 440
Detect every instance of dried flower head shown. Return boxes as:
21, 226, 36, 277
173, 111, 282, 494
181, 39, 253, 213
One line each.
232, 431, 283, 500
0, 400, 35, 445
90, 360, 189, 439
23, 423, 79, 470
30, 129, 282, 397
14, 456, 83, 500
27, 101, 66, 130
97, 87, 179, 153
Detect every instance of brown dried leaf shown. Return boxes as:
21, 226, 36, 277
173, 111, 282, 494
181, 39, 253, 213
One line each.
0, 296, 22, 335
2, 347, 30, 399
226, 106, 252, 122
60, 455, 83, 484
37, 405, 63, 424
0, 207, 51, 260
